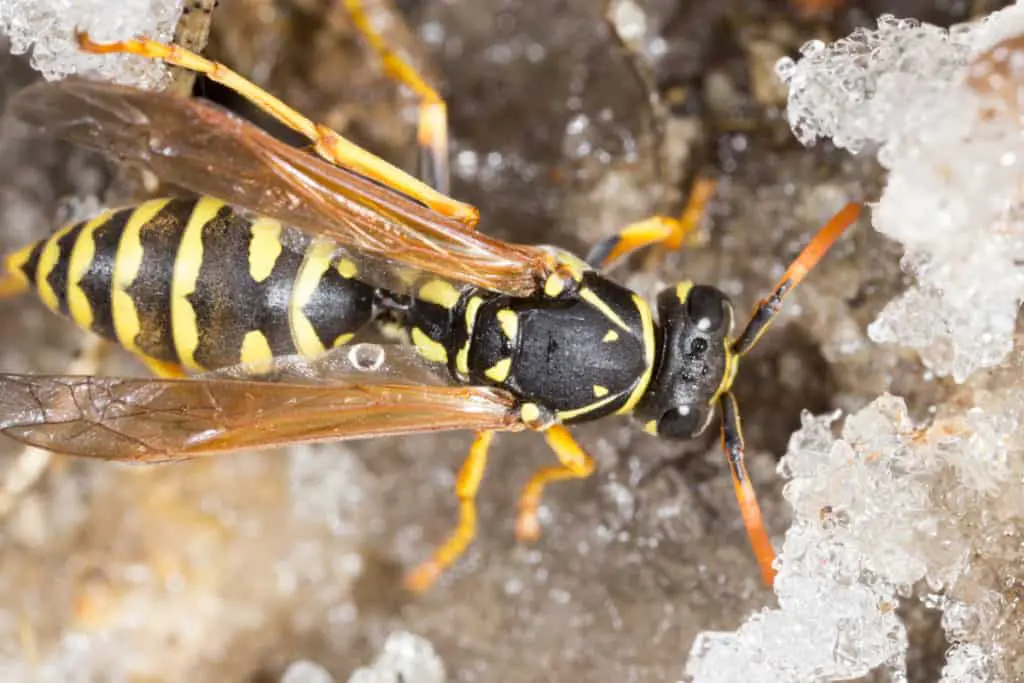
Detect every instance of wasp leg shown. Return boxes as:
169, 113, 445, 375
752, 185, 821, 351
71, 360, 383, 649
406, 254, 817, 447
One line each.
405, 430, 494, 592
515, 425, 595, 542
732, 203, 861, 355
0, 336, 106, 518
719, 391, 776, 587
74, 32, 476, 225
345, 0, 450, 196
585, 177, 716, 270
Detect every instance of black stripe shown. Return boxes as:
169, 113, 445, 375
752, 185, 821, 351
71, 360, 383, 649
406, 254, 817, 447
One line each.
126, 198, 197, 363
259, 226, 307, 358
44, 221, 85, 314
302, 257, 375, 350
78, 208, 132, 341
18, 242, 44, 285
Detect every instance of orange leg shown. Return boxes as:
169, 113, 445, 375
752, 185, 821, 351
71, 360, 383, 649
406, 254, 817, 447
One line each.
732, 202, 861, 355
585, 177, 717, 270
719, 392, 776, 586
405, 430, 494, 592
74, 32, 476, 225
344, 0, 451, 195
515, 425, 595, 542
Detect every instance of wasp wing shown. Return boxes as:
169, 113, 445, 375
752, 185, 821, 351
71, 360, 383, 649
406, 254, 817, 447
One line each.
0, 372, 523, 463
10, 78, 551, 296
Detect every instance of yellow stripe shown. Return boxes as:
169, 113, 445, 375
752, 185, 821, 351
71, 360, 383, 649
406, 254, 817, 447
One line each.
247, 217, 282, 283
676, 280, 694, 304
580, 287, 630, 331
456, 295, 483, 378
332, 332, 355, 348
496, 309, 518, 342
66, 210, 116, 331
336, 258, 358, 279
112, 199, 170, 353
35, 221, 78, 312
484, 357, 512, 383
418, 279, 461, 309
617, 295, 656, 415
239, 329, 274, 371
2, 245, 35, 291
411, 327, 448, 364
289, 239, 336, 358
171, 196, 224, 369
557, 393, 619, 422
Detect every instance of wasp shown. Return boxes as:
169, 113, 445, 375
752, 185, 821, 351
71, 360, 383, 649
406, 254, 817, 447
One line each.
0, 3, 860, 592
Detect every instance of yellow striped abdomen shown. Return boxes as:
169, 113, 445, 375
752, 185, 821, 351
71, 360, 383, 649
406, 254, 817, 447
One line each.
3, 197, 376, 372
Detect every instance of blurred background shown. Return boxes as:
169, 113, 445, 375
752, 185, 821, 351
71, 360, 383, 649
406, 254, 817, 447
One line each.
0, 0, 1011, 681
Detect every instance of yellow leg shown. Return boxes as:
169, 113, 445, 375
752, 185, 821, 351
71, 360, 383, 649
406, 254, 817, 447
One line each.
74, 32, 476, 225
344, 0, 451, 196
585, 176, 717, 270
404, 430, 494, 592
515, 425, 595, 542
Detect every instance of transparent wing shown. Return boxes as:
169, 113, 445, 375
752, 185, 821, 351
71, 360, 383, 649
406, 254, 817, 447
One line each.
10, 78, 552, 296
0, 371, 522, 462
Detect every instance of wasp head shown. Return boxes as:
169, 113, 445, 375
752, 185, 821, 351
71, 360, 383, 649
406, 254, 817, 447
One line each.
633, 282, 738, 440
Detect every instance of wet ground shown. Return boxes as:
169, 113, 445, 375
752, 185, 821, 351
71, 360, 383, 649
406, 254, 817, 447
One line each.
0, 1, 1009, 681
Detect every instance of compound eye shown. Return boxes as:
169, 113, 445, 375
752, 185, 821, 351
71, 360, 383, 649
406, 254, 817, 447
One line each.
686, 286, 727, 333
657, 404, 710, 440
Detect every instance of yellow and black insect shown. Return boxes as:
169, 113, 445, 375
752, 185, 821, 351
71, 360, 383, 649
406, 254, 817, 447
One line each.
0, 8, 860, 592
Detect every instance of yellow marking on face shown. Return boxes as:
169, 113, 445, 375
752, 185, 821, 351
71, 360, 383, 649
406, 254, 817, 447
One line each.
247, 217, 282, 283
112, 199, 170, 354
35, 220, 79, 312
411, 327, 448, 364
543, 273, 565, 298
289, 239, 336, 359
676, 280, 694, 304
496, 309, 518, 342
711, 344, 740, 405
602, 329, 619, 343
418, 279, 460, 309
520, 402, 541, 423
580, 287, 629, 331
644, 419, 658, 435
556, 394, 618, 422
484, 357, 512, 383
592, 385, 609, 398
332, 332, 355, 348
336, 258, 358, 279
617, 295, 656, 415
239, 329, 274, 368
67, 210, 115, 331
171, 196, 224, 369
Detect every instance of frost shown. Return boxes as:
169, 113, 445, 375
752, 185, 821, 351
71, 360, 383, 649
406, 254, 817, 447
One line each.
347, 632, 445, 683
686, 387, 1024, 681
0, 0, 182, 87
777, 5, 1024, 381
